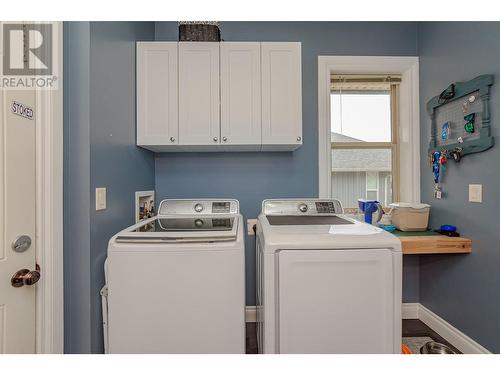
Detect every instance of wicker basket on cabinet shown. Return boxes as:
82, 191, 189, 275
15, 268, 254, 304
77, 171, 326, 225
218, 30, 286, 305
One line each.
178, 21, 221, 42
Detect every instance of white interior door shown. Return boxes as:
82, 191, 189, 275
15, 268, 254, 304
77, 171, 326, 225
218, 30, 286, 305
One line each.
0, 87, 38, 353
277, 248, 397, 354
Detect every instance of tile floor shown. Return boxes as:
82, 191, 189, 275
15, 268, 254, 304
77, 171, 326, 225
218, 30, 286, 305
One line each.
245, 319, 460, 354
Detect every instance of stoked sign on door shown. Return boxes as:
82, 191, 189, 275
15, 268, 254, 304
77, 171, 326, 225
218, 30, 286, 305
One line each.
11, 100, 34, 120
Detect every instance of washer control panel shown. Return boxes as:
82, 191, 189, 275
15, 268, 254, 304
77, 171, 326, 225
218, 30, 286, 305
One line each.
212, 201, 232, 213
159, 199, 239, 215
315, 201, 337, 214
262, 199, 344, 216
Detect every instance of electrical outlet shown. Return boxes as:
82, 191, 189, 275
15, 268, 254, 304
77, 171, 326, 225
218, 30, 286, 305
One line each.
247, 219, 258, 235
469, 184, 482, 203
96, 187, 107, 210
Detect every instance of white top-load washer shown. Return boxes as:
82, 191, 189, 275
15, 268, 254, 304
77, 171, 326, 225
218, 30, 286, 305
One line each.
256, 199, 402, 354
103, 199, 245, 354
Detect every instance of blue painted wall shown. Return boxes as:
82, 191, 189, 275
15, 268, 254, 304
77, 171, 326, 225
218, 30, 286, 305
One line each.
154, 22, 420, 305
64, 21, 92, 354
418, 22, 500, 353
64, 21, 156, 353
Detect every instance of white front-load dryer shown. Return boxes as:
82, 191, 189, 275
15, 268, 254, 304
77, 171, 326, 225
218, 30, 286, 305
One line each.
256, 199, 402, 354
103, 199, 245, 354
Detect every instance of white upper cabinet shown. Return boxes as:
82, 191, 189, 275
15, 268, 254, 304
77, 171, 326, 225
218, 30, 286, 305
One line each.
178, 42, 220, 149
136, 41, 302, 152
136, 42, 178, 149
220, 42, 262, 151
261, 42, 302, 151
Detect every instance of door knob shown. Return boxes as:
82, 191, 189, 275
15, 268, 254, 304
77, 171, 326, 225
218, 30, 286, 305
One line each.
11, 265, 40, 288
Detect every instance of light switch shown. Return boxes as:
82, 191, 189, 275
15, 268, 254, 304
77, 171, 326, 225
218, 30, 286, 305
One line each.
469, 184, 482, 203
96, 187, 107, 210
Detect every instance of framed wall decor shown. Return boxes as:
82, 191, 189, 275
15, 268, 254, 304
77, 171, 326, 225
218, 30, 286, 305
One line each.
135, 190, 155, 223
427, 74, 494, 158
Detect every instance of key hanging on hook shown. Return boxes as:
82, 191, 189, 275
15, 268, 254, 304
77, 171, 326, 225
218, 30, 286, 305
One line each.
439, 150, 448, 170
432, 151, 441, 183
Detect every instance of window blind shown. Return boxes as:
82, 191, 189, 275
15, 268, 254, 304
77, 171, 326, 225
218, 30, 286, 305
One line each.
331, 74, 401, 91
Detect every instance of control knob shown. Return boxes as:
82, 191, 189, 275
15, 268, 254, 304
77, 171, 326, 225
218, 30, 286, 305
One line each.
298, 203, 308, 213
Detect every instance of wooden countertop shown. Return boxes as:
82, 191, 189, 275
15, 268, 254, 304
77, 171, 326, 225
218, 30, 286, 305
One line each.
398, 234, 472, 254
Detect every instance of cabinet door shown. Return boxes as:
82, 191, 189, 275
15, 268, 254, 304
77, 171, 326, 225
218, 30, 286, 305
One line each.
136, 42, 178, 147
220, 42, 261, 151
261, 42, 302, 151
179, 42, 220, 147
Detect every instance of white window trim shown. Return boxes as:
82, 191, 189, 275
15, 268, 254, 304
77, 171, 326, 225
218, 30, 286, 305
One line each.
318, 56, 420, 202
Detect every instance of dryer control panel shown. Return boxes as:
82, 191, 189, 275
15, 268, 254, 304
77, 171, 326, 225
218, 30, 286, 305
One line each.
159, 199, 239, 215
262, 199, 344, 216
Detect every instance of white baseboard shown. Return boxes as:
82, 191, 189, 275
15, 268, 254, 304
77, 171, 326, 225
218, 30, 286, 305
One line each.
245, 306, 256, 323
402, 303, 419, 319
416, 304, 490, 354
246, 303, 490, 353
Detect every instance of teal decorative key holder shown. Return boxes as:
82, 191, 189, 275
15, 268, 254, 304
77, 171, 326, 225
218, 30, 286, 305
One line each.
427, 74, 494, 158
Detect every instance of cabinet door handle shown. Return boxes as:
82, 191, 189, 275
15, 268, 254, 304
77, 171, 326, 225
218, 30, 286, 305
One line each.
170, 137, 176, 142
222, 137, 227, 142
213, 137, 218, 142
296, 136, 302, 142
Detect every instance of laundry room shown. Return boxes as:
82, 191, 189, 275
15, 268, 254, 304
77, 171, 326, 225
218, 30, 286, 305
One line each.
2, 1, 500, 372
61, 20, 500, 356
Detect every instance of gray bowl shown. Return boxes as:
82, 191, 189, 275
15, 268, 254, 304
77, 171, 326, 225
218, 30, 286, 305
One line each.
420, 341, 459, 354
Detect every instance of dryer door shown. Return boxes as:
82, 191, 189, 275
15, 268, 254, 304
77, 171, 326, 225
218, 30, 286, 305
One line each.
277, 248, 401, 354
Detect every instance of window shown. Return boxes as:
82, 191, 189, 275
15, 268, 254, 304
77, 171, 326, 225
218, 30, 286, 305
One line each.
330, 75, 400, 211
318, 56, 420, 205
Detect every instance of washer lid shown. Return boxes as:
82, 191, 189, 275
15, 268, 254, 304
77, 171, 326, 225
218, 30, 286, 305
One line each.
114, 216, 239, 243
132, 217, 234, 232
258, 214, 401, 253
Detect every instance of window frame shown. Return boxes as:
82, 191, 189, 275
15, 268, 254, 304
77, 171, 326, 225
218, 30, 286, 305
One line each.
318, 56, 420, 203
330, 81, 399, 205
